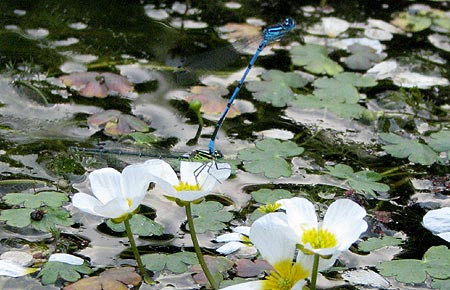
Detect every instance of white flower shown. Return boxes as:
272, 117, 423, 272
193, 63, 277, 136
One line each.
423, 207, 450, 243
279, 197, 367, 270
215, 226, 256, 257
48, 253, 84, 265
72, 162, 156, 219
143, 159, 231, 202
0, 260, 38, 277
221, 213, 308, 290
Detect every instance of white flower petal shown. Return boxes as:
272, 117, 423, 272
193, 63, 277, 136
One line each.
234, 226, 250, 236
0, 260, 38, 277
198, 162, 231, 192
279, 197, 318, 236
322, 199, 367, 251
169, 189, 208, 201
423, 207, 450, 242
89, 168, 122, 203
215, 232, 244, 243
250, 212, 296, 265
180, 161, 205, 184
48, 253, 84, 265
121, 163, 156, 204
216, 241, 245, 255
92, 197, 131, 218
144, 159, 179, 186
220, 280, 263, 290
292, 280, 307, 290
72, 192, 106, 216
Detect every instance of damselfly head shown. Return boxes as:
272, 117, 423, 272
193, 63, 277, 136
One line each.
283, 18, 296, 31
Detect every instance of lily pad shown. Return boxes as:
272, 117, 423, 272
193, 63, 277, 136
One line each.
342, 43, 385, 70
87, 110, 149, 136
192, 255, 234, 286
0, 206, 73, 232
290, 43, 343, 75
63, 267, 141, 290
190, 201, 233, 233
106, 214, 164, 237
290, 94, 368, 119
313, 72, 377, 103
141, 252, 197, 273
359, 236, 404, 252
238, 139, 304, 178
186, 85, 240, 117
3, 191, 68, 208
380, 133, 439, 165
60, 72, 133, 98
37, 261, 92, 285
250, 188, 293, 204
428, 130, 450, 153
377, 245, 450, 283
246, 70, 308, 107
325, 164, 390, 197
391, 12, 432, 32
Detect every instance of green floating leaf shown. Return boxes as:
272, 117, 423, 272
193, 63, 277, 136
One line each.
391, 12, 432, 32
246, 69, 308, 107
428, 130, 450, 153
290, 72, 376, 119
432, 278, 450, 290
238, 139, 304, 178
325, 164, 390, 197
106, 214, 164, 237
359, 236, 404, 252
142, 252, 197, 274
127, 132, 160, 146
380, 133, 439, 165
3, 191, 68, 208
290, 43, 343, 75
0, 206, 73, 232
250, 188, 293, 204
37, 261, 92, 285
343, 43, 384, 70
191, 201, 233, 233
0, 208, 34, 228
290, 94, 368, 119
377, 245, 450, 283
313, 72, 377, 103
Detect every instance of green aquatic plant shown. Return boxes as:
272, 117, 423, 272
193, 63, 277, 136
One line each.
238, 138, 304, 178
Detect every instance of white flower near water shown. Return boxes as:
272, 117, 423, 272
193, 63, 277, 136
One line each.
72, 162, 156, 220
279, 197, 368, 270
143, 159, 231, 202
221, 213, 309, 290
423, 207, 450, 243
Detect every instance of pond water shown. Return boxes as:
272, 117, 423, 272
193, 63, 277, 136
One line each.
0, 0, 449, 289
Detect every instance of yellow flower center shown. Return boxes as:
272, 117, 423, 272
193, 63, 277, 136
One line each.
259, 202, 282, 213
301, 228, 337, 249
127, 198, 132, 207
262, 260, 309, 290
173, 181, 201, 191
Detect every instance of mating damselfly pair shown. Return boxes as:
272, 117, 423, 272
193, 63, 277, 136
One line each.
75, 17, 295, 178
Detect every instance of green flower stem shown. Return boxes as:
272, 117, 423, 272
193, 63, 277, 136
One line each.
185, 202, 218, 290
310, 254, 320, 290
124, 218, 153, 284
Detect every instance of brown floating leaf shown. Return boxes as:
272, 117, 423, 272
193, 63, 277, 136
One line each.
63, 267, 141, 290
186, 85, 240, 118
87, 110, 149, 136
60, 72, 133, 98
235, 259, 271, 278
